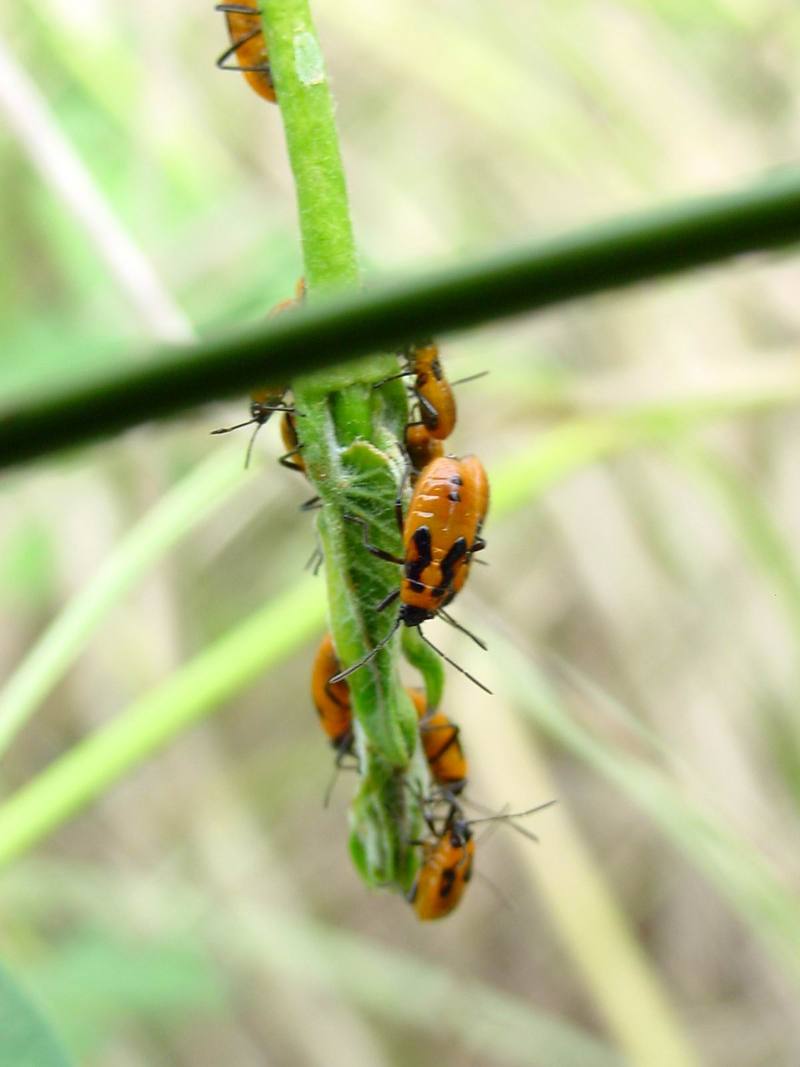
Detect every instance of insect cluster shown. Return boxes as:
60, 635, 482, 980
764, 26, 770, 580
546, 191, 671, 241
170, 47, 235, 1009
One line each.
213, 7, 551, 919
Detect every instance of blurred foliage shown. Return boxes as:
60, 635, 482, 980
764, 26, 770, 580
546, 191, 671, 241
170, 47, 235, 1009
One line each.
0, 960, 73, 1067
21, 929, 227, 1059
2, 1, 800, 1066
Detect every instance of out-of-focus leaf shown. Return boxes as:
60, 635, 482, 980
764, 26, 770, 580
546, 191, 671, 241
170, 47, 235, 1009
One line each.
21, 929, 228, 1057
0, 519, 56, 610
492, 638, 800, 991
0, 959, 73, 1067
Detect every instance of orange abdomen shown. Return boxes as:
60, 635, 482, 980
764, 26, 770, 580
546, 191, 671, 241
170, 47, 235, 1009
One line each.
411, 343, 456, 440
411, 829, 475, 921
222, 2, 276, 103
407, 689, 468, 790
280, 411, 305, 473
405, 424, 445, 478
420, 710, 468, 790
311, 633, 352, 747
400, 456, 489, 623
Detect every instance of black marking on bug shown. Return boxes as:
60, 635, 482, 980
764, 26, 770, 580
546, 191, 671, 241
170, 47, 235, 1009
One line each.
325, 682, 349, 710
405, 526, 433, 588
436, 537, 468, 594
424, 724, 460, 764
439, 866, 457, 899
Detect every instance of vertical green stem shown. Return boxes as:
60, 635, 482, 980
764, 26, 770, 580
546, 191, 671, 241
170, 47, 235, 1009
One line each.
262, 0, 358, 291
261, 0, 425, 890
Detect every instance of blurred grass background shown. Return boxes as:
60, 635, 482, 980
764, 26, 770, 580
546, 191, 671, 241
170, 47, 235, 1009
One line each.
2, 0, 800, 1064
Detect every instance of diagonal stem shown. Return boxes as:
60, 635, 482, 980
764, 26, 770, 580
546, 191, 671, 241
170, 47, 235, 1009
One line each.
2, 170, 800, 469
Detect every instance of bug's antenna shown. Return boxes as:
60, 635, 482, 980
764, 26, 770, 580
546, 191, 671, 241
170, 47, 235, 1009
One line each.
467, 800, 557, 843
305, 546, 324, 574
373, 369, 415, 389
210, 418, 256, 435
329, 618, 401, 684
449, 370, 490, 388
474, 869, 516, 911
244, 421, 264, 469
436, 609, 488, 650
322, 762, 341, 809
211, 403, 292, 439
418, 628, 492, 694
322, 739, 357, 808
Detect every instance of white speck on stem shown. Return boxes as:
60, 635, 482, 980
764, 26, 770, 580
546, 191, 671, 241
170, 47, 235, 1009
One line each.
294, 31, 326, 86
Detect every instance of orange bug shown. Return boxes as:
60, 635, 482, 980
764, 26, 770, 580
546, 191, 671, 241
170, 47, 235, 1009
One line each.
408, 800, 555, 921
410, 809, 474, 921
404, 423, 445, 480
405, 342, 456, 441
379, 344, 486, 454
211, 280, 305, 465
215, 2, 276, 103
211, 385, 292, 467
333, 454, 491, 692
403, 363, 488, 478
407, 689, 468, 794
312, 644, 466, 790
311, 633, 354, 759
278, 408, 323, 518
279, 410, 305, 473
271, 276, 307, 315
374, 342, 454, 440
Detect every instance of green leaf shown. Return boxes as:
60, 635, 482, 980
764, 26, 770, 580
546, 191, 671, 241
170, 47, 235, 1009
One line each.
22, 929, 227, 1057
0, 960, 73, 1067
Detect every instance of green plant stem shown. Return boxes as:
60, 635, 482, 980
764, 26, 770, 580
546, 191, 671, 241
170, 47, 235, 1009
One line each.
261, 0, 357, 291
261, 0, 419, 888
3, 169, 800, 469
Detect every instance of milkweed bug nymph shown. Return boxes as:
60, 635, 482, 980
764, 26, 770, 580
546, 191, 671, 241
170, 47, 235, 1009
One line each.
407, 342, 455, 440
388, 344, 487, 441
332, 455, 491, 692
279, 410, 305, 473
407, 689, 468, 794
311, 633, 354, 761
211, 385, 292, 467
376, 341, 455, 441
211, 280, 305, 465
378, 341, 488, 458
404, 423, 445, 481
408, 799, 555, 921
278, 409, 322, 511
215, 1, 276, 103
312, 639, 467, 791
408, 807, 474, 921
